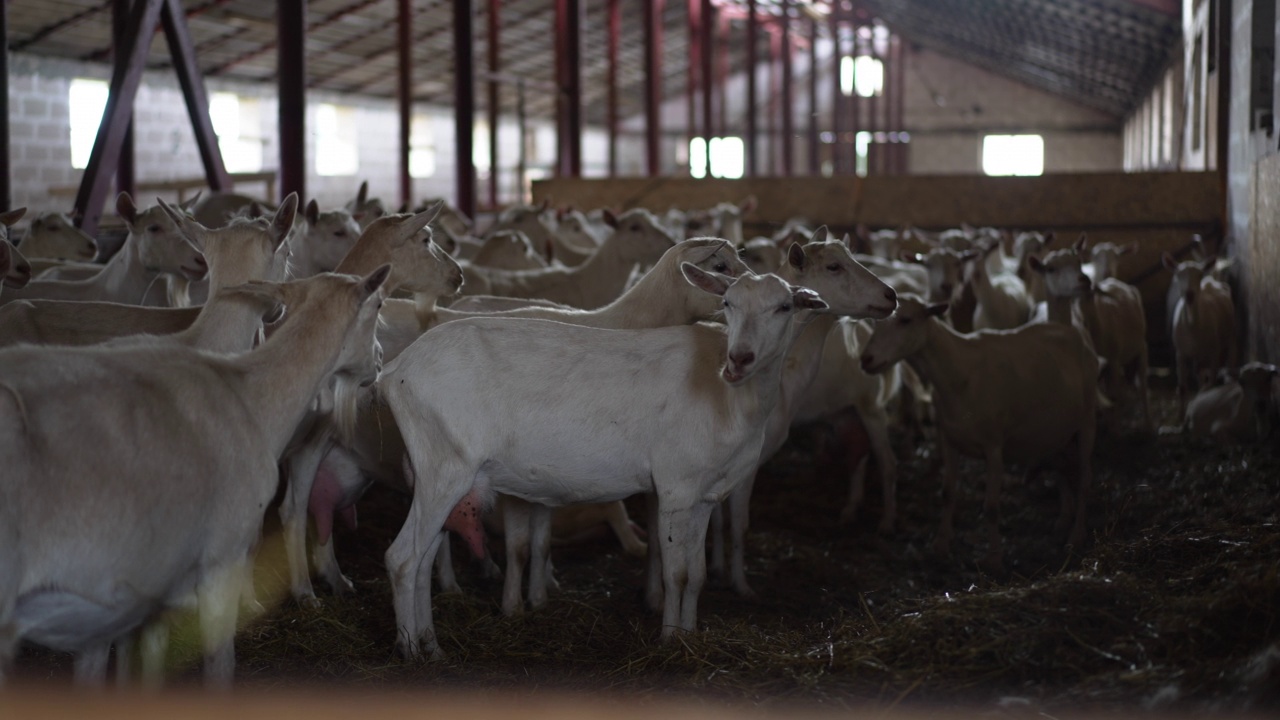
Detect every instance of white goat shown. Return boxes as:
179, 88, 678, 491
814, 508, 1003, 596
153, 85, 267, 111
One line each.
19, 212, 98, 262
0, 267, 389, 687
345, 180, 388, 230
292, 200, 362, 277
467, 230, 548, 270
1163, 253, 1238, 416
298, 239, 752, 604
1083, 241, 1135, 283
487, 200, 591, 267
2, 238, 32, 294
1185, 362, 1278, 442
458, 208, 677, 309
0, 196, 297, 350
379, 267, 829, 660
859, 296, 1099, 574
739, 237, 785, 275
713, 232, 899, 597
968, 242, 1034, 331
904, 246, 978, 332
0, 193, 205, 308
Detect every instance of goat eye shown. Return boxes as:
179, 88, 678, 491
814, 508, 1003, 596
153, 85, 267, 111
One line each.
334, 230, 347, 238
722, 300, 732, 309
899, 317, 912, 325
714, 262, 728, 272
147, 224, 161, 233
826, 263, 842, 272
630, 224, 641, 232
778, 304, 792, 313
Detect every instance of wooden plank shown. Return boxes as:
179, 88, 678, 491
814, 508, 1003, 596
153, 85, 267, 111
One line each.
532, 173, 1224, 229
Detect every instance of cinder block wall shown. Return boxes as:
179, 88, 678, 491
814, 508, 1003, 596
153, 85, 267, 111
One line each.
5, 52, 608, 225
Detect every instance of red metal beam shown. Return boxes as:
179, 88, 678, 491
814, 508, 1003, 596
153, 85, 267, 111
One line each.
454, 0, 477, 218
701, 0, 715, 152
487, 0, 500, 204
768, 27, 779, 175
687, 0, 701, 161
13, 0, 111, 52
84, 0, 236, 63
74, 0, 165, 235
161, 0, 230, 193
0, 0, 9, 210
716, 13, 729, 138
893, 33, 906, 175
829, 3, 843, 175
746, 0, 758, 177
780, 1, 793, 177
398, 0, 413, 207
554, 0, 582, 177
113, 0, 136, 201
850, 4, 861, 175
206, 0, 384, 76
607, 0, 620, 176
807, 15, 819, 175
644, 0, 664, 176
278, 0, 306, 201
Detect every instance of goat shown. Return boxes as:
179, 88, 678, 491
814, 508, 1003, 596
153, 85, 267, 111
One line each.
293, 238, 752, 604
968, 242, 1034, 331
1185, 362, 1278, 442
859, 295, 1099, 575
346, 181, 388, 230
1163, 252, 1238, 417
458, 208, 677, 309
467, 230, 548, 271
1083, 241, 1136, 283
292, 200, 362, 277
0, 196, 297, 351
379, 266, 829, 660
18, 212, 97, 262
0, 267, 389, 687
903, 246, 979, 332
0, 194, 205, 308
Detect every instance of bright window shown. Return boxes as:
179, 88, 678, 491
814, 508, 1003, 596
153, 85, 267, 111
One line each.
410, 115, 436, 178
474, 121, 491, 171
209, 92, 263, 173
841, 56, 883, 98
69, 79, 109, 169
315, 104, 359, 176
982, 135, 1044, 177
689, 136, 744, 179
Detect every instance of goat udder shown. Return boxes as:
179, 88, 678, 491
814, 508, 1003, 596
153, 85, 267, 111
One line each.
444, 490, 488, 560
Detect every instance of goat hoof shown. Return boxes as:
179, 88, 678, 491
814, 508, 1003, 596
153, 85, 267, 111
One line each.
328, 575, 356, 597
296, 594, 322, 610
624, 541, 648, 558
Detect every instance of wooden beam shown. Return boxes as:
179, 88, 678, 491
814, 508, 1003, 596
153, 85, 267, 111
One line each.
161, 0, 230, 193
73, 0, 166, 236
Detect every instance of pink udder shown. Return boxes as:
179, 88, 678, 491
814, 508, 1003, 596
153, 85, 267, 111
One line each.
444, 489, 488, 559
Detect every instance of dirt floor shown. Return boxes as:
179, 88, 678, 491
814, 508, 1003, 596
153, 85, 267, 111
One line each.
14, 378, 1280, 714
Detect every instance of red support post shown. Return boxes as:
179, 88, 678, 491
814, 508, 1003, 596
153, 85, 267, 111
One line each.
746, 0, 758, 177
554, 0, 582, 177
807, 15, 819, 176
717, 13, 729, 138
0, 0, 8, 210
487, 0, 500, 204
643, 0, 663, 176
453, 0, 477, 218
687, 0, 701, 169
701, 0, 714, 153
607, 0, 619, 176
894, 33, 907, 174
830, 3, 843, 175
768, 27, 779, 175
780, 0, 793, 177
398, 0, 412, 207
73, 0, 165, 236
161, 0, 230, 193
113, 0, 135, 202
850, 8, 861, 176
277, 0, 306, 202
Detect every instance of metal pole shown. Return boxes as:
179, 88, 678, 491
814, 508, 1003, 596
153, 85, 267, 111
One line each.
892, 33, 906, 174
0, 0, 10, 210
453, 0, 476, 218
768, 27, 779, 175
746, 0, 758, 177
113, 0, 135, 201
161, 0, 231, 192
717, 13, 728, 138
398, 0, 412, 207
278, 0, 306, 201
517, 79, 527, 199
487, 0, 499, 204
701, 0, 714, 153
554, 0, 582, 177
643, 0, 663, 176
780, 2, 793, 177
607, 0, 619, 176
830, 2, 843, 175
850, 5, 861, 175
807, 15, 819, 175
687, 0, 700, 170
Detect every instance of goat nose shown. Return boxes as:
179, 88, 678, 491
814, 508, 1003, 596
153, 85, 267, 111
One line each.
729, 350, 755, 367
884, 287, 897, 303
194, 255, 208, 269
860, 354, 874, 371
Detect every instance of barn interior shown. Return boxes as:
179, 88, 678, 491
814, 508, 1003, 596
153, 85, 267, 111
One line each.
1, 0, 1278, 716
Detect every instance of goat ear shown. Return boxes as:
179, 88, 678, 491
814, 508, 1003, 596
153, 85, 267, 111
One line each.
1027, 255, 1046, 274
602, 209, 619, 228
739, 195, 757, 214
356, 180, 369, 206
811, 225, 829, 244
787, 242, 806, 270
179, 192, 201, 212
1073, 233, 1088, 253
681, 261, 732, 296
305, 199, 320, 226
537, 197, 552, 213
420, 199, 444, 226
272, 194, 300, 249
792, 286, 827, 311
117, 193, 139, 226
359, 264, 392, 300
1043, 231, 1056, 246
0, 208, 26, 227
224, 279, 287, 307
840, 233, 854, 250
1161, 252, 1178, 271
156, 197, 206, 247
926, 302, 950, 317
